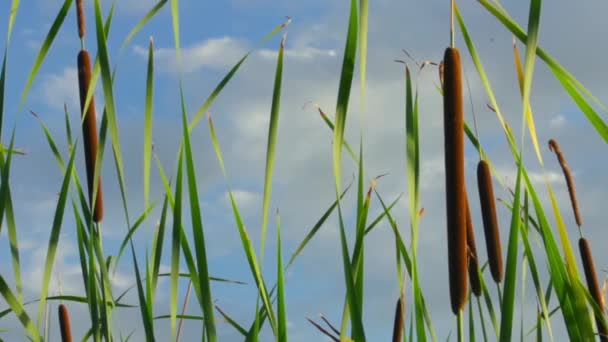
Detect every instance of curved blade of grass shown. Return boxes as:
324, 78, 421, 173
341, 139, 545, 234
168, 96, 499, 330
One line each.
285, 180, 353, 269
36, 139, 78, 330
207, 114, 278, 336
151, 194, 169, 296
276, 211, 287, 342
113, 201, 158, 274
180, 87, 217, 342
332, 0, 358, 195
129, 240, 155, 341
121, 0, 168, 49
215, 305, 248, 336
499, 163, 522, 342
519, 0, 542, 160
0, 275, 40, 341
188, 18, 289, 132
169, 152, 184, 342
19, 0, 73, 108
520, 193, 553, 341
337, 209, 366, 341
260, 34, 285, 263
476, 0, 608, 141
364, 193, 402, 235
512, 41, 542, 165
143, 37, 154, 209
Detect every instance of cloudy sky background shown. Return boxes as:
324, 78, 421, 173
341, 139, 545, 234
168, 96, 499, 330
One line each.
0, 0, 607, 340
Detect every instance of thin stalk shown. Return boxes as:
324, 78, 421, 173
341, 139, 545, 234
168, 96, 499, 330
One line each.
176, 280, 193, 342
458, 310, 464, 342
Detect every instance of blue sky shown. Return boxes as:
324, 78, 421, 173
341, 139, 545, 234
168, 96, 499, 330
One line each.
0, 0, 607, 340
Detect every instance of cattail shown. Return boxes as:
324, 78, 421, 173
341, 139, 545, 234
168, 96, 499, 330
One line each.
76, 0, 85, 39
466, 196, 482, 297
77, 49, 104, 222
443, 46, 467, 314
579, 238, 608, 341
477, 159, 503, 283
548, 139, 582, 227
58, 304, 72, 342
392, 295, 405, 342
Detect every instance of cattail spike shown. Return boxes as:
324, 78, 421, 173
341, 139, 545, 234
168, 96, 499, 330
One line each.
579, 238, 608, 341
548, 139, 582, 227
477, 159, 503, 283
443, 46, 467, 314
76, 0, 86, 39
58, 304, 72, 342
466, 196, 482, 297
77, 50, 104, 222
392, 296, 405, 342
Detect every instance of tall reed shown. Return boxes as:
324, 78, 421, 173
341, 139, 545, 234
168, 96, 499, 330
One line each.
442, 46, 467, 314
476, 159, 503, 283
579, 238, 607, 341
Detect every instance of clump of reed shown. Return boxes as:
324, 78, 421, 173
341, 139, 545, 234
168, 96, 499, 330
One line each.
476, 159, 503, 283
442, 45, 468, 315
58, 304, 72, 342
548, 138, 606, 340
75, 0, 104, 222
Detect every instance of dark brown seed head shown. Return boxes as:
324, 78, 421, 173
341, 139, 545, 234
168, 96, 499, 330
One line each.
443, 46, 467, 314
579, 238, 608, 340
76, 0, 86, 39
477, 160, 503, 283
466, 196, 482, 297
58, 304, 72, 342
77, 50, 103, 222
548, 139, 582, 227
392, 295, 405, 342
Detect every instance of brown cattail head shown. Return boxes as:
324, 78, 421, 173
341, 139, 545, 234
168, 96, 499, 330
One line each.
58, 304, 72, 342
548, 139, 582, 227
392, 295, 405, 342
579, 238, 608, 340
77, 50, 103, 222
477, 160, 503, 283
76, 0, 86, 39
443, 47, 467, 314
466, 197, 482, 297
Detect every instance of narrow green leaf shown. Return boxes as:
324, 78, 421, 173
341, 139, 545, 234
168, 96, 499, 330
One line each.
143, 37, 154, 209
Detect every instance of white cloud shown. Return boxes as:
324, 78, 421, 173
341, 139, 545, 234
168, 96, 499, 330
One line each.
40, 67, 79, 111
550, 114, 567, 128
258, 46, 337, 61
134, 37, 248, 73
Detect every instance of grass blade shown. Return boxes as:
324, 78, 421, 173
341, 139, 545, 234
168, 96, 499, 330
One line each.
260, 34, 285, 262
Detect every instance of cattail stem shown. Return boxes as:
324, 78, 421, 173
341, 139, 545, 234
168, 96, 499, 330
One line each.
77, 49, 104, 222
58, 304, 72, 342
443, 46, 467, 314
548, 139, 582, 228
466, 196, 482, 297
579, 238, 608, 341
477, 159, 503, 283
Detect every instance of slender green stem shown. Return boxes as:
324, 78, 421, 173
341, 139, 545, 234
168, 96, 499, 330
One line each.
458, 310, 464, 342
450, 0, 455, 47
